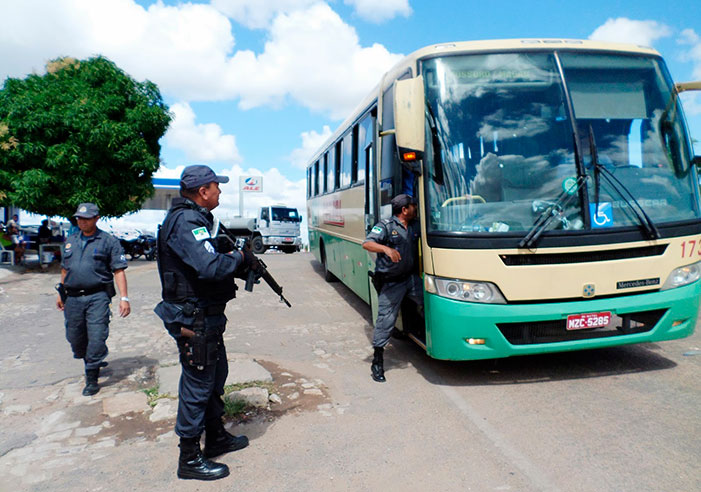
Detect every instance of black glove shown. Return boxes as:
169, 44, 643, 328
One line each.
234, 249, 258, 279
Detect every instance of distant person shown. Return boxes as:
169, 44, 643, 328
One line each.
7, 213, 19, 230
155, 165, 254, 481
38, 219, 52, 245
7, 224, 26, 264
56, 203, 130, 396
362, 194, 423, 383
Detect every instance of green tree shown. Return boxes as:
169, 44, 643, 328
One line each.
0, 56, 172, 218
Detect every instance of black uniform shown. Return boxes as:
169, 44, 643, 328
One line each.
62, 229, 127, 370
154, 197, 243, 439
364, 215, 423, 348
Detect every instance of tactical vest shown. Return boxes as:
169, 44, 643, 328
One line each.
157, 198, 236, 305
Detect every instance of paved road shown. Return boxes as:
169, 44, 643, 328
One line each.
0, 252, 699, 491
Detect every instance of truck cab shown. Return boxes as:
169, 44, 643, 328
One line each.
252, 205, 302, 254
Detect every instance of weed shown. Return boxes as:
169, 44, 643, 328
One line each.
142, 385, 163, 407
223, 398, 248, 418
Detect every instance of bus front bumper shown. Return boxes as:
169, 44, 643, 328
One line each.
424, 282, 700, 360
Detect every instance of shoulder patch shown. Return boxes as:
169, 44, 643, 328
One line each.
191, 227, 210, 241
371, 226, 383, 234
204, 241, 216, 254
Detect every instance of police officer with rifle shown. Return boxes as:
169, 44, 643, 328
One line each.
155, 165, 264, 481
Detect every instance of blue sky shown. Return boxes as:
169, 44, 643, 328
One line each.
2, 0, 700, 231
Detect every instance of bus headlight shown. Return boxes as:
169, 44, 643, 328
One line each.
661, 261, 701, 290
424, 274, 506, 304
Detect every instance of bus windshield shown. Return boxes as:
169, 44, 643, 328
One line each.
422, 52, 700, 236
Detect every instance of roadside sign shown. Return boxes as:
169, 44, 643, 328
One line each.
240, 176, 263, 192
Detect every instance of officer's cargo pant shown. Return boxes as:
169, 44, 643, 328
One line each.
167, 321, 228, 439
64, 291, 110, 371
373, 274, 423, 348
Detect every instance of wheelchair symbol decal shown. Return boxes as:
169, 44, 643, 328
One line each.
589, 202, 613, 228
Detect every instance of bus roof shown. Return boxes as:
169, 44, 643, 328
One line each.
306, 39, 662, 168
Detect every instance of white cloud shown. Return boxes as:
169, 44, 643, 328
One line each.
678, 28, 701, 80
288, 126, 332, 169
344, 0, 411, 23
589, 17, 672, 46
0, 0, 236, 101
211, 0, 318, 29
0, 1, 402, 119
164, 102, 242, 164
227, 3, 403, 118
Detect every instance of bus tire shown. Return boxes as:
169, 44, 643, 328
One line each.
321, 243, 337, 282
251, 236, 265, 254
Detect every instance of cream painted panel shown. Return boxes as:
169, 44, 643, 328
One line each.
430, 236, 700, 301
311, 186, 366, 243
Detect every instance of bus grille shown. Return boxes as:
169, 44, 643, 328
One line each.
499, 245, 667, 266
496, 309, 666, 345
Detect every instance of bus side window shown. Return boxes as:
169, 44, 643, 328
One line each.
327, 147, 336, 192
350, 126, 359, 185
313, 160, 319, 196
334, 141, 342, 190
323, 153, 329, 193
381, 85, 399, 212
340, 132, 353, 188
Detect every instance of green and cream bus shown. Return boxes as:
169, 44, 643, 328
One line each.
305, 39, 701, 360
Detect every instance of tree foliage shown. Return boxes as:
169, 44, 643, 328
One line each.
0, 56, 172, 218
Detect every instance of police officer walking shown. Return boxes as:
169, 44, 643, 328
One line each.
56, 203, 130, 396
362, 194, 423, 383
154, 165, 256, 481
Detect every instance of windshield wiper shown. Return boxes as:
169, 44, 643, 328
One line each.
519, 174, 586, 249
587, 125, 660, 240
425, 101, 445, 185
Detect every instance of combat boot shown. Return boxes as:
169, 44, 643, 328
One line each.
371, 346, 386, 383
177, 436, 229, 481
82, 369, 100, 396
204, 420, 249, 458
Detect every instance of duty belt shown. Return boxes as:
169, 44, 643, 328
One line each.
203, 304, 226, 316
65, 284, 106, 297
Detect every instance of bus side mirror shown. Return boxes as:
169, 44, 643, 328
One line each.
393, 75, 425, 174
675, 81, 701, 93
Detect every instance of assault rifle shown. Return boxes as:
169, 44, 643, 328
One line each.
213, 219, 292, 308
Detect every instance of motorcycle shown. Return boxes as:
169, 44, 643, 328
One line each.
118, 230, 157, 261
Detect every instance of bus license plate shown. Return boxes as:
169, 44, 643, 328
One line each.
283, 237, 293, 243
566, 312, 611, 331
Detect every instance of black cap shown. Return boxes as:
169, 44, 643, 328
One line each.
73, 203, 99, 218
390, 194, 417, 210
180, 165, 229, 190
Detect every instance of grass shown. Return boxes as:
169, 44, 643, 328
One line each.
223, 380, 275, 394
223, 398, 248, 418
222, 380, 275, 418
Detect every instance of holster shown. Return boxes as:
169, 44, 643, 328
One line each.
369, 271, 384, 292
55, 283, 67, 303
105, 282, 116, 298
178, 309, 221, 370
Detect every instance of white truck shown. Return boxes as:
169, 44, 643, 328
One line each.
224, 205, 302, 254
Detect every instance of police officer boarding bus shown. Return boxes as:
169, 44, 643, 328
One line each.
305, 39, 701, 361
